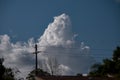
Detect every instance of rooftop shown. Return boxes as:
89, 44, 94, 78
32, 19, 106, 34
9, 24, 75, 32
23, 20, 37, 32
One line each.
36, 76, 116, 80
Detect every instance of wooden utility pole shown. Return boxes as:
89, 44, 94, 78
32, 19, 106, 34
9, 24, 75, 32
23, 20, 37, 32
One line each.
35, 44, 38, 76
33, 44, 41, 76
33, 44, 46, 76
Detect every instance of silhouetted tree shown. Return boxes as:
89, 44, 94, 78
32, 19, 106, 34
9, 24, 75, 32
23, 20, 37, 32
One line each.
113, 47, 120, 62
0, 58, 5, 80
89, 46, 120, 78
76, 73, 83, 77
0, 58, 16, 80
26, 68, 50, 80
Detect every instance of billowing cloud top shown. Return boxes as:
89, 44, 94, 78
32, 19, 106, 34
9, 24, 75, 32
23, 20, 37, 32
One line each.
0, 13, 94, 79
38, 14, 74, 47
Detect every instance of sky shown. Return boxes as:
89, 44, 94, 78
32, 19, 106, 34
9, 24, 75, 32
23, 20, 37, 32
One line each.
0, 0, 120, 78
0, 0, 120, 50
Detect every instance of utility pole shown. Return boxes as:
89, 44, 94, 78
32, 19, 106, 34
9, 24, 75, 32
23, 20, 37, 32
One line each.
35, 44, 38, 76
33, 43, 46, 76
33, 44, 40, 76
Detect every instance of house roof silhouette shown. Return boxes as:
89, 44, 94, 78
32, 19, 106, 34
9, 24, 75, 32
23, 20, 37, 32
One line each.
36, 76, 115, 80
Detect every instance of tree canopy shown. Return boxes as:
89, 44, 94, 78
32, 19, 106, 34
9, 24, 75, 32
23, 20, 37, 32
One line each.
89, 46, 120, 78
26, 68, 50, 80
0, 58, 15, 80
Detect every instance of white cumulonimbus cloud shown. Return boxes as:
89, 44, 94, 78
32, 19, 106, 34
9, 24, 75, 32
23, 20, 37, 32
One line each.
0, 13, 95, 78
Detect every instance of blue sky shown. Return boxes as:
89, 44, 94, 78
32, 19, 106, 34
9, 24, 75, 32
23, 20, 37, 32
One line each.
0, 0, 120, 61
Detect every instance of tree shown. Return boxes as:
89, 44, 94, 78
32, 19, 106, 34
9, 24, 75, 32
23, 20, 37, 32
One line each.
0, 58, 5, 80
0, 58, 15, 80
113, 47, 120, 62
76, 73, 83, 77
89, 46, 120, 78
26, 68, 50, 80
3, 68, 15, 80
89, 63, 103, 77
47, 56, 61, 75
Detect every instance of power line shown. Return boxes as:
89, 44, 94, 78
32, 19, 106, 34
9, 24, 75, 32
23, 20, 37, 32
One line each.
37, 45, 114, 51
42, 53, 112, 58
35, 45, 114, 59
